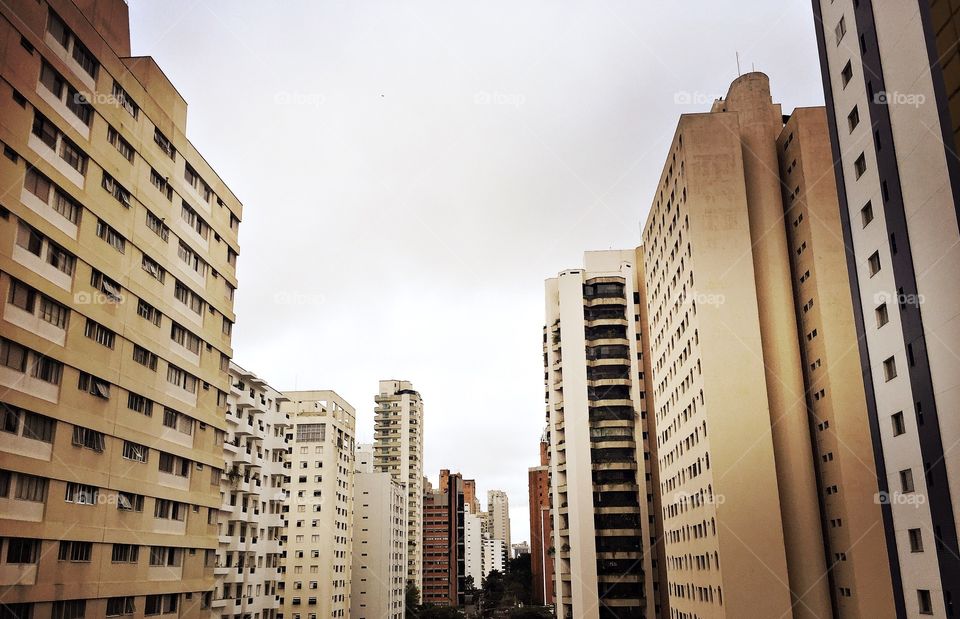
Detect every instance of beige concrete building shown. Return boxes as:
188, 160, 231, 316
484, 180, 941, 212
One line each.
215, 363, 290, 619
374, 379, 424, 594
279, 391, 356, 619
351, 467, 406, 619
812, 0, 960, 614
544, 250, 664, 619
642, 72, 897, 617
486, 489, 511, 555
463, 509, 483, 585
0, 0, 241, 615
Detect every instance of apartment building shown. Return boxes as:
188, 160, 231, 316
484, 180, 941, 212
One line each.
374, 379, 424, 594
0, 0, 241, 616
463, 478, 480, 514
422, 470, 465, 607
215, 363, 290, 619
351, 466, 406, 619
529, 435, 554, 607
279, 391, 356, 619
463, 509, 483, 586
481, 539, 506, 577
544, 250, 663, 619
812, 1, 960, 615
486, 489, 511, 556
641, 72, 898, 617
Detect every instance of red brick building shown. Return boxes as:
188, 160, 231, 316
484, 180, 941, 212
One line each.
529, 437, 555, 606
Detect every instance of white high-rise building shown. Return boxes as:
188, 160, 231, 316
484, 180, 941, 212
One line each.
374, 380, 425, 593
356, 442, 374, 474
215, 364, 290, 618
482, 539, 506, 577
280, 391, 356, 619
486, 490, 511, 551
351, 466, 406, 619
463, 510, 483, 587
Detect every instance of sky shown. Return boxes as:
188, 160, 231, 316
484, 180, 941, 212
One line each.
128, 0, 826, 543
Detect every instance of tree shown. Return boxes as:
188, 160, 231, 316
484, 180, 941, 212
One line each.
417, 605, 464, 619
406, 581, 422, 616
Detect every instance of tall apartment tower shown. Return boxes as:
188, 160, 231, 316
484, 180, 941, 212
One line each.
641, 72, 894, 617
544, 250, 664, 619
463, 509, 484, 586
422, 470, 465, 607
279, 391, 356, 619
0, 0, 241, 616
486, 490, 511, 554
529, 434, 555, 607
812, 1, 960, 614
374, 379, 425, 593
216, 364, 290, 618
351, 462, 406, 619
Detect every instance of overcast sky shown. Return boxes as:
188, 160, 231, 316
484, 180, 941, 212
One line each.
129, 0, 825, 543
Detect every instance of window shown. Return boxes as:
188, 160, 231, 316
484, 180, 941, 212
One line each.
854, 153, 867, 178
127, 392, 154, 416
46, 241, 75, 276
137, 299, 162, 327
861, 201, 874, 227
144, 593, 178, 615
122, 440, 148, 463
868, 251, 881, 276
919, 589, 934, 614
46, 10, 98, 78
71, 426, 105, 451
39, 62, 91, 125
883, 356, 897, 381
892, 411, 905, 436
177, 241, 207, 276
31, 113, 87, 174
23, 170, 81, 224
132, 345, 158, 371
153, 129, 175, 159
90, 270, 123, 302
8, 279, 36, 313
146, 210, 170, 241
102, 172, 131, 207
112, 81, 139, 118
65, 481, 99, 504
835, 15, 846, 44
1, 405, 20, 433
78, 372, 111, 399
16, 222, 43, 256
223, 317, 233, 336
180, 202, 210, 239
116, 491, 144, 512
166, 364, 197, 393
106, 597, 136, 616
6, 538, 40, 563
900, 469, 915, 493
39, 296, 69, 328
30, 353, 62, 384
162, 408, 193, 435
841, 60, 853, 87
142, 254, 166, 283
158, 452, 190, 477
909, 528, 924, 552
107, 126, 134, 161
154, 498, 185, 521
875, 303, 889, 327
170, 323, 200, 354
111, 544, 139, 563
174, 280, 204, 314
57, 540, 92, 562
0, 338, 27, 372
847, 105, 859, 132
15, 474, 48, 502
148, 547, 181, 567
150, 169, 173, 200
84, 319, 116, 348
95, 219, 126, 253
51, 601, 86, 619
297, 423, 325, 443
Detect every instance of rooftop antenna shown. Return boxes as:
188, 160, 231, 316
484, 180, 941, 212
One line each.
736, 51, 741, 76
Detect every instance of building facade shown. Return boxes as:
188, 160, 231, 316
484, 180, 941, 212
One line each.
374, 379, 424, 594
0, 0, 241, 615
528, 435, 554, 607
422, 470, 465, 607
279, 391, 356, 619
812, 0, 960, 615
486, 489, 511, 559
215, 364, 290, 619
351, 467, 406, 619
544, 250, 664, 619
463, 509, 483, 587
